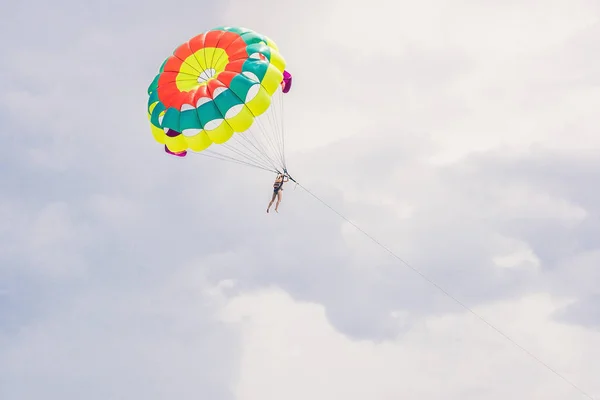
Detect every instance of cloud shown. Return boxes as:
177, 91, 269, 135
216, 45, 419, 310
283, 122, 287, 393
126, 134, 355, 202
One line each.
0, 265, 240, 400
1, 0, 599, 398
222, 287, 600, 400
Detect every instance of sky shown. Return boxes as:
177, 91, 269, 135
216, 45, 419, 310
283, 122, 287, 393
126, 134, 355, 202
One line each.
1, 0, 599, 399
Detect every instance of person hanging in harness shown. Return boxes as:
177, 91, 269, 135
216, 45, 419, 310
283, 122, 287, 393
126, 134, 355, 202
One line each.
267, 172, 289, 213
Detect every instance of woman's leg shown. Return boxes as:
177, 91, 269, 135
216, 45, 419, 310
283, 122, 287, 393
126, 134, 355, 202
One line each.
267, 192, 276, 212
275, 190, 283, 212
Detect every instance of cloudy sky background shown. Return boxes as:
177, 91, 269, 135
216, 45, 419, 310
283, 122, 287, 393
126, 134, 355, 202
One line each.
1, 0, 599, 398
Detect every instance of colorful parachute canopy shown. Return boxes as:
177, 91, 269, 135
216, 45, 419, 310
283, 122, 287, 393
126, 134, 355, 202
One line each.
147, 26, 292, 173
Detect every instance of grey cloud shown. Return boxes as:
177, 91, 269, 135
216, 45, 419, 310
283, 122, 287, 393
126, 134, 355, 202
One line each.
0, 1, 243, 399
557, 293, 600, 329
1, 0, 599, 397
222, 141, 599, 340
0, 277, 239, 400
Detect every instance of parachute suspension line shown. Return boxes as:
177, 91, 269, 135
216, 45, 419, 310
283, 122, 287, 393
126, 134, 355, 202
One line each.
279, 89, 287, 170
238, 89, 284, 170
214, 143, 274, 172
267, 91, 285, 156
191, 152, 277, 173
190, 148, 278, 173
222, 132, 280, 172
250, 85, 286, 170
296, 181, 595, 400
188, 124, 280, 173
235, 106, 284, 172
189, 85, 288, 174
278, 89, 287, 168
252, 105, 284, 168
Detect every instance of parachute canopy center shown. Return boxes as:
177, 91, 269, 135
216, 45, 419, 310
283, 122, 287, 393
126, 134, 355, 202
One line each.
197, 68, 216, 83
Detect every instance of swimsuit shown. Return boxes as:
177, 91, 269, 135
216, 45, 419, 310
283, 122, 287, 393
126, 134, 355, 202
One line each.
273, 179, 283, 193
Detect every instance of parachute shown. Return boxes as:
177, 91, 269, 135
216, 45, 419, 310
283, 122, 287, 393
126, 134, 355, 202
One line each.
147, 26, 292, 174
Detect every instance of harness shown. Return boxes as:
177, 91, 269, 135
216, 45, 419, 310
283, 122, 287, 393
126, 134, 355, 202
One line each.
274, 172, 290, 193
273, 178, 283, 192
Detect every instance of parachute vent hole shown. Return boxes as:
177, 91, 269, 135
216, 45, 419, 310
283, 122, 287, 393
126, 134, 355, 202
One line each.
198, 68, 216, 83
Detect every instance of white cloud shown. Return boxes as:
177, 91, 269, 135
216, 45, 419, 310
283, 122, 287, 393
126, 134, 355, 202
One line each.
222, 287, 600, 400
1, 0, 599, 399
0, 200, 92, 276
491, 234, 540, 270
0, 263, 239, 400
